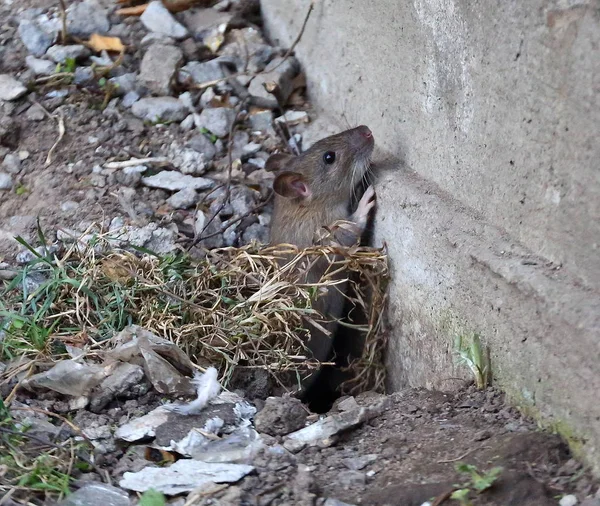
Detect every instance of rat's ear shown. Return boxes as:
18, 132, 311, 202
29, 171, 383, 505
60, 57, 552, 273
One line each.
273, 171, 311, 199
265, 153, 293, 172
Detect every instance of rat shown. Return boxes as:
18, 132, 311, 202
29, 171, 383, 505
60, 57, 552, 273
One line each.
264, 125, 376, 390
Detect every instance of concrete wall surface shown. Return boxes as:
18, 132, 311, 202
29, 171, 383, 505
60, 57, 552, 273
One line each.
260, 0, 600, 471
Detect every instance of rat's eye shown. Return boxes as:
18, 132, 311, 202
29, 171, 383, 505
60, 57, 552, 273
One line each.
323, 151, 336, 164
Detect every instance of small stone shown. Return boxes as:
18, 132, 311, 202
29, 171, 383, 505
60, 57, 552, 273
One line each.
560, 496, 578, 506
187, 134, 217, 161
167, 188, 199, 209
18, 19, 57, 57
90, 173, 106, 188
337, 470, 366, 489
67, 1, 110, 37
138, 44, 183, 95
180, 115, 195, 131
275, 110, 309, 126
341, 454, 378, 471
178, 59, 225, 86
90, 50, 112, 66
46, 44, 91, 63
0, 117, 20, 148
249, 110, 274, 133
131, 97, 188, 122
25, 55, 56, 76
142, 171, 214, 191
242, 142, 262, 159
74, 66, 95, 85
248, 56, 299, 102
241, 223, 268, 245
57, 482, 130, 506
61, 201, 80, 212
2, 154, 21, 174
140, 32, 175, 48
197, 107, 235, 138
254, 397, 307, 436
168, 142, 208, 175
0, 172, 13, 190
247, 157, 265, 169
116, 165, 147, 187
18, 151, 30, 161
122, 91, 140, 108
0, 75, 27, 101
141, 1, 189, 39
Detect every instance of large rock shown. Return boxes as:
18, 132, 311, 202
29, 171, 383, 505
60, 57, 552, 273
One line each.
131, 97, 188, 123
138, 44, 183, 96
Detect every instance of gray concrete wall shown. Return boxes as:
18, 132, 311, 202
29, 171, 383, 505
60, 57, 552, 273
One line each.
260, 0, 600, 472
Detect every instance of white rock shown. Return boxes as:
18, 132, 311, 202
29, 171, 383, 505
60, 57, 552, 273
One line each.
275, 110, 309, 125
46, 44, 90, 63
131, 97, 188, 122
138, 43, 183, 95
0, 172, 13, 190
560, 496, 578, 506
115, 406, 171, 442
168, 142, 208, 175
18, 19, 56, 57
141, 171, 214, 191
119, 460, 254, 495
0, 75, 27, 101
25, 55, 56, 76
197, 107, 235, 138
166, 188, 199, 209
140, 1, 189, 40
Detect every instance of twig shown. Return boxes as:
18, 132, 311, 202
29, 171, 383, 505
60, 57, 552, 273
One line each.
104, 157, 170, 169
58, 0, 68, 44
45, 110, 65, 166
431, 489, 455, 506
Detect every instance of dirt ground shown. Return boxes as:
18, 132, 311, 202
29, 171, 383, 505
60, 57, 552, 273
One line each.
1, 1, 599, 505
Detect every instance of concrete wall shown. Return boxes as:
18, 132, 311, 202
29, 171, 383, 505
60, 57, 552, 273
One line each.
260, 0, 600, 472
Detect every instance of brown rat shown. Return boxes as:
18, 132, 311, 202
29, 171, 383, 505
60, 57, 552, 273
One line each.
264, 125, 377, 390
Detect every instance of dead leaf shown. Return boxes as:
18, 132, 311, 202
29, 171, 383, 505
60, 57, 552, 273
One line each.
116, 4, 148, 16
88, 33, 125, 53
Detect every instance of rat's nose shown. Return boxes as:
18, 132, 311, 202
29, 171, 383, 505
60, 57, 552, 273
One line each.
357, 125, 372, 139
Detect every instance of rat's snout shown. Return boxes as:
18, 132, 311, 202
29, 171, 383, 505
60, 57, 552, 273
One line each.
357, 125, 372, 139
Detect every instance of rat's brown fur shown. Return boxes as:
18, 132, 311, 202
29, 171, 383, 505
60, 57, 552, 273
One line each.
265, 126, 375, 390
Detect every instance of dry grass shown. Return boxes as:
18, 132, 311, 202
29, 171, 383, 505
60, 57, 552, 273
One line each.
1, 227, 389, 394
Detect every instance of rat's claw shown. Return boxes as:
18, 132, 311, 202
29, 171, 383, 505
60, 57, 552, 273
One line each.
352, 185, 377, 226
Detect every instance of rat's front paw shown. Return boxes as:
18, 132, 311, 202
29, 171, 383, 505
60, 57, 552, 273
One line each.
352, 185, 376, 228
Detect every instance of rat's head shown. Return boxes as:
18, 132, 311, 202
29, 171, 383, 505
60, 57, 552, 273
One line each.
265, 125, 374, 206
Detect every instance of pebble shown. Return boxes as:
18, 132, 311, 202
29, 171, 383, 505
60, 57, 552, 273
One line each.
140, 1, 189, 40
242, 142, 262, 159
197, 107, 235, 138
25, 55, 56, 76
168, 142, 208, 175
249, 110, 274, 133
140, 32, 175, 48
560, 496, 578, 506
122, 91, 141, 108
2, 154, 21, 174
178, 59, 225, 86
116, 165, 147, 187
141, 171, 214, 191
138, 43, 183, 95
46, 44, 91, 63
166, 188, 199, 209
180, 114, 195, 131
337, 470, 366, 489
242, 223, 269, 244
18, 18, 56, 57
67, 0, 111, 37
254, 397, 308, 436
341, 454, 378, 471
0, 172, 13, 190
187, 134, 217, 160
131, 97, 188, 122
57, 482, 130, 506
109, 73, 138, 96
61, 201, 80, 212
74, 67, 95, 85
0, 74, 27, 101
